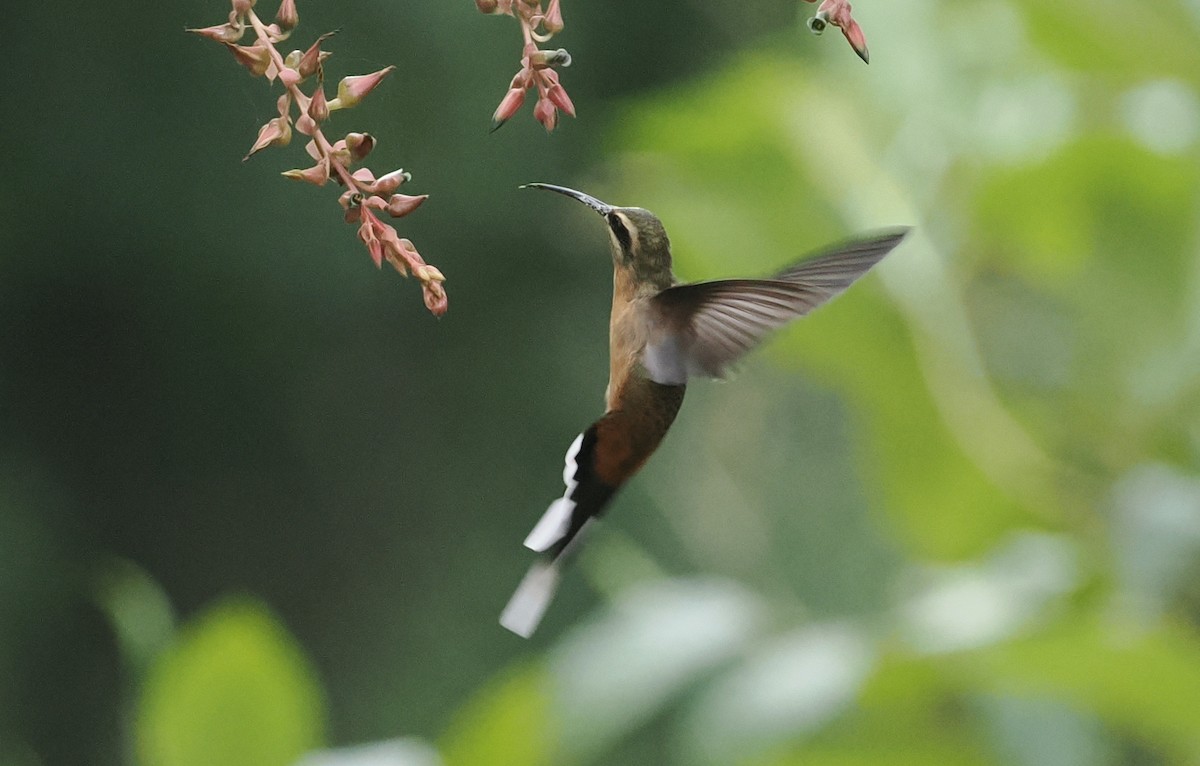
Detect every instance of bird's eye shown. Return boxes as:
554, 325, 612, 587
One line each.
607, 213, 633, 251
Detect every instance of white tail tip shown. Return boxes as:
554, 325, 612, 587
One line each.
499, 558, 563, 638
523, 498, 574, 553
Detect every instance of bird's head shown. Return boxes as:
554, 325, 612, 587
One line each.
523, 183, 674, 288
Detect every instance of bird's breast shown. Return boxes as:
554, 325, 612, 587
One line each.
607, 298, 651, 412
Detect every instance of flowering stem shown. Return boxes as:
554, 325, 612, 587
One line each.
245, 11, 358, 189
192, 0, 446, 315
479, 0, 574, 132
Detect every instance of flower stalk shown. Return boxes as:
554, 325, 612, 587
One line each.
188, 0, 447, 316
478, 0, 575, 132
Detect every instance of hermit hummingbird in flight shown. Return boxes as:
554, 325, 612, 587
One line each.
499, 183, 908, 638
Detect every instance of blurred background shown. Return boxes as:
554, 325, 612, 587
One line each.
4, 0, 1200, 764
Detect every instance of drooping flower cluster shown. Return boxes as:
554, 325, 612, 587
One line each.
803, 0, 870, 64
188, 0, 447, 316
476, 0, 575, 132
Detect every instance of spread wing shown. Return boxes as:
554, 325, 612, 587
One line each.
643, 228, 908, 384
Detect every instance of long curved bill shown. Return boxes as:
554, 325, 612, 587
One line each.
520, 183, 613, 215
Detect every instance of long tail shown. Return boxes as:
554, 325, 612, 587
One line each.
500, 423, 617, 638
498, 519, 593, 638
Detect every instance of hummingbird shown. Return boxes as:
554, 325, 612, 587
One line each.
500, 183, 908, 638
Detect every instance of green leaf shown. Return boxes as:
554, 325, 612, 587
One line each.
1016, 0, 1200, 87
966, 616, 1200, 761
439, 663, 553, 766
136, 597, 325, 766
738, 655, 994, 766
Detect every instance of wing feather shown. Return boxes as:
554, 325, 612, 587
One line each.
643, 228, 908, 383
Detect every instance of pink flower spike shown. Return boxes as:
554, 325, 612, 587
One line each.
191, 1, 442, 315
331, 66, 395, 110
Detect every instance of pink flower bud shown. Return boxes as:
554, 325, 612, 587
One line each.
491, 87, 526, 132
278, 66, 301, 88
841, 19, 869, 64
543, 0, 564, 34
475, 0, 499, 12
533, 97, 557, 132
275, 0, 298, 31
231, 0, 255, 17
225, 43, 271, 76
357, 218, 384, 268
546, 83, 575, 117
281, 159, 331, 186
345, 132, 375, 161
509, 70, 532, 90
415, 264, 444, 283
385, 193, 428, 218
297, 31, 336, 78
295, 113, 317, 136
308, 86, 330, 123
423, 281, 448, 317
327, 140, 351, 168
330, 66, 394, 110
380, 230, 412, 277
243, 116, 291, 160
188, 22, 245, 43
370, 169, 412, 196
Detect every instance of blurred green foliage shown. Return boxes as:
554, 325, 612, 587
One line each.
3, 0, 1199, 764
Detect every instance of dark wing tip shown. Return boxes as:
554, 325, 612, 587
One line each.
864, 226, 912, 247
